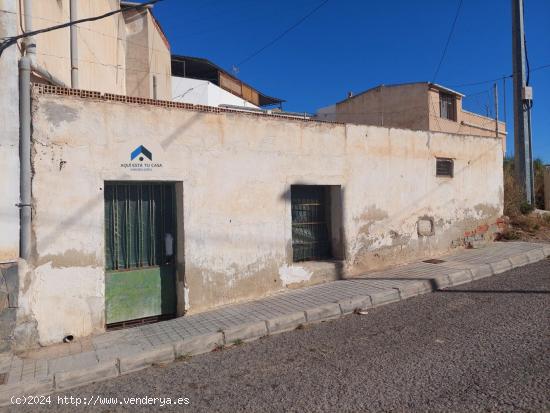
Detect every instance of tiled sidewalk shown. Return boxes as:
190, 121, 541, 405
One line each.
1, 241, 548, 404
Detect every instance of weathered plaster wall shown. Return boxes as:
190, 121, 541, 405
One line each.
18, 0, 127, 94
0, 0, 20, 263
25, 91, 503, 346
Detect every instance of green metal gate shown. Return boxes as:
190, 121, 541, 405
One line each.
104, 182, 177, 326
291, 185, 332, 262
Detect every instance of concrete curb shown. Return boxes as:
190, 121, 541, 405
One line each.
223, 321, 268, 344
266, 311, 306, 334
305, 303, 341, 323
337, 295, 372, 315
174, 332, 224, 357
119, 344, 174, 375
55, 360, 118, 391
370, 288, 401, 307
1, 243, 548, 406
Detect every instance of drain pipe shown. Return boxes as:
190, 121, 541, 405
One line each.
69, 0, 78, 88
18, 0, 66, 260
18, 0, 35, 260
18, 54, 32, 261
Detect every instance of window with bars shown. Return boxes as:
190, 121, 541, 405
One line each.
436, 158, 454, 178
439, 92, 456, 121
104, 182, 176, 271
291, 185, 333, 262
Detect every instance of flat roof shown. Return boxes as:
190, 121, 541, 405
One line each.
336, 81, 465, 105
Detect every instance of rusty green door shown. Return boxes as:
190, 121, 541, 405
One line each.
104, 183, 177, 325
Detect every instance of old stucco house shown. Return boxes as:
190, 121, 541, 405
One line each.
7, 83, 505, 349
1, 0, 506, 352
316, 82, 506, 141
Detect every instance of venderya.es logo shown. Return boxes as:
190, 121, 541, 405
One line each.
121, 145, 162, 171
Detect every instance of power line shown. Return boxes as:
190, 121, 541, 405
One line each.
235, 0, 330, 69
451, 63, 550, 88
0, 0, 164, 57
432, 0, 463, 83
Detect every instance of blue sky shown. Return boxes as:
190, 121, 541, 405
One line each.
153, 0, 550, 162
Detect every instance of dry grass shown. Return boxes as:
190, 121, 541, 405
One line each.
499, 213, 550, 242
501, 159, 550, 242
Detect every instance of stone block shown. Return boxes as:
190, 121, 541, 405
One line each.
119, 344, 174, 374
542, 245, 550, 256
525, 249, 545, 263
509, 253, 529, 268
54, 359, 118, 390
305, 303, 341, 323
469, 264, 493, 280
448, 270, 473, 286
0, 377, 54, 407
395, 281, 432, 299
338, 295, 372, 315
369, 289, 400, 307
266, 311, 306, 334
174, 332, 224, 357
489, 259, 513, 274
222, 321, 267, 344
430, 274, 452, 289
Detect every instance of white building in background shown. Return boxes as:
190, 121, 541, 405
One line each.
171, 55, 283, 109
172, 77, 259, 108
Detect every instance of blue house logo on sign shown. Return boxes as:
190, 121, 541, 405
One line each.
131, 145, 152, 162
121, 145, 162, 171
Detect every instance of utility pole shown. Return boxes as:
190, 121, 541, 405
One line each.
511, 0, 534, 205
494, 83, 499, 139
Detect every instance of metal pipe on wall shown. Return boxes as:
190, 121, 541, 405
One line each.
19, 0, 34, 260
70, 0, 78, 88
18, 0, 67, 260
18, 55, 32, 261
23, 0, 32, 33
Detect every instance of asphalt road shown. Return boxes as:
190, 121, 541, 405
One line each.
11, 258, 550, 412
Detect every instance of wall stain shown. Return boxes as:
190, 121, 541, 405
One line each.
37, 249, 100, 268
43, 102, 79, 127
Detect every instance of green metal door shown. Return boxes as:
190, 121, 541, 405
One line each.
104, 182, 177, 325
